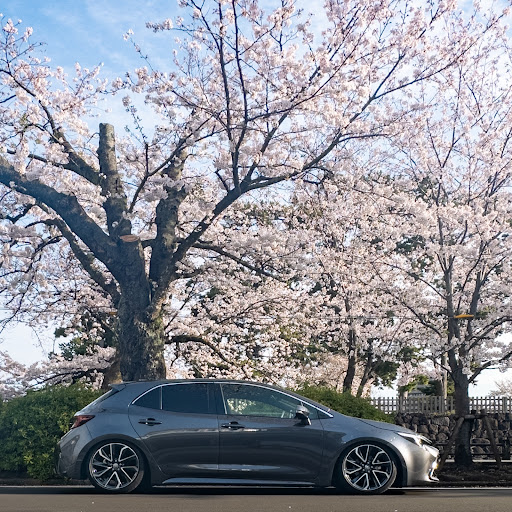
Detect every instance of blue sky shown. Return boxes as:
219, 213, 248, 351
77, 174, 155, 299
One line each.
1, 0, 511, 395
3, 0, 176, 75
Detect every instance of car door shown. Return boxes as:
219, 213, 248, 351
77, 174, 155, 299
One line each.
128, 382, 219, 477
217, 383, 325, 483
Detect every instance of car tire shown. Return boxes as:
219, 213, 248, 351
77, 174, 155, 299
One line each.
86, 441, 146, 493
334, 442, 397, 495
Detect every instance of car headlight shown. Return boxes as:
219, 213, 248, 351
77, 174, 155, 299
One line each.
397, 432, 439, 458
397, 431, 432, 448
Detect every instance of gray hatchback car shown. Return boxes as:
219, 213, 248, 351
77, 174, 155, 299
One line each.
56, 379, 438, 494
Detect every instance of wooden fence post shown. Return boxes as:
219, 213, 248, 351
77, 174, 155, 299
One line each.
481, 410, 501, 468
437, 416, 465, 471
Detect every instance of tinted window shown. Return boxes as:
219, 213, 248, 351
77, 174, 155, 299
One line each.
133, 387, 161, 410
162, 383, 213, 414
221, 383, 318, 419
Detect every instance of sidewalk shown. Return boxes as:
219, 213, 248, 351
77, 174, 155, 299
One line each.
434, 461, 512, 487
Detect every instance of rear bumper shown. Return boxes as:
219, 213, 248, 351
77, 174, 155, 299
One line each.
56, 426, 93, 480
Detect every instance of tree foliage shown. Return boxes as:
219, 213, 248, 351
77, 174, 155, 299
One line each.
0, 0, 501, 383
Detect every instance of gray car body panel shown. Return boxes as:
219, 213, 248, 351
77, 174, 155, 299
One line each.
56, 379, 438, 488
57, 383, 167, 483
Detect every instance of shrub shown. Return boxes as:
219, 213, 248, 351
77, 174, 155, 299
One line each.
0, 385, 103, 480
296, 385, 393, 423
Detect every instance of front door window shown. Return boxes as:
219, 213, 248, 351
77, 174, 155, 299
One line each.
218, 383, 324, 482
221, 383, 317, 419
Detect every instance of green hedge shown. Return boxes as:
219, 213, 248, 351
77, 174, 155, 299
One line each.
296, 385, 393, 423
0, 385, 103, 480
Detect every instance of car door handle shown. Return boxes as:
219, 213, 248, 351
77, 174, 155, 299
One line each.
221, 422, 245, 430
138, 418, 162, 426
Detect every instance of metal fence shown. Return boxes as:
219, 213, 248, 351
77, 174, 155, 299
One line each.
370, 396, 512, 415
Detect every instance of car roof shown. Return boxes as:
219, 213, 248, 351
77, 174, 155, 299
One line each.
110, 379, 332, 414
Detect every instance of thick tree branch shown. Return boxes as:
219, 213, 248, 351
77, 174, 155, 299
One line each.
193, 241, 285, 281
42, 218, 121, 305
97, 123, 131, 237
0, 154, 118, 275
148, 151, 187, 290
168, 334, 236, 367
6, 149, 100, 186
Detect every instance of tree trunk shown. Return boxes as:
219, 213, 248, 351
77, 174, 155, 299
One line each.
356, 349, 373, 397
116, 273, 166, 381
342, 332, 357, 394
117, 303, 167, 381
342, 297, 357, 394
441, 353, 448, 399
101, 356, 121, 389
452, 370, 473, 466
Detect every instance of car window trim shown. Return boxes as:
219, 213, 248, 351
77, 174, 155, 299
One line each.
132, 381, 216, 414
131, 385, 162, 409
218, 382, 333, 418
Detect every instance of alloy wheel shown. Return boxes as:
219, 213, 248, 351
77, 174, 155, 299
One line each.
89, 442, 141, 491
341, 443, 395, 493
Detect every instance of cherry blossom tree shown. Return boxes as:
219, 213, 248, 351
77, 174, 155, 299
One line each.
490, 377, 512, 396
0, 1, 507, 382
370, 33, 512, 464
288, 175, 422, 396
0, 347, 116, 400
161, 184, 409, 392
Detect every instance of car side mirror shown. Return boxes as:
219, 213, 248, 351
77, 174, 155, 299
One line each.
295, 405, 311, 425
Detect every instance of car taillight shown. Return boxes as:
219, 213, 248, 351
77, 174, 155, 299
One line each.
71, 414, 95, 429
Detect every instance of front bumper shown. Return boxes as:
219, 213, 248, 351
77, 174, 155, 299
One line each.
407, 443, 440, 485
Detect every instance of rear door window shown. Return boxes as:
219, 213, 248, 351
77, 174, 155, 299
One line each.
162, 383, 214, 414
133, 386, 162, 410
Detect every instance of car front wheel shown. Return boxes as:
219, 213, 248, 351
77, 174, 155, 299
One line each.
335, 442, 397, 495
87, 441, 145, 493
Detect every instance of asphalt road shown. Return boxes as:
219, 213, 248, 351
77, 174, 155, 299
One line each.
1, 486, 512, 512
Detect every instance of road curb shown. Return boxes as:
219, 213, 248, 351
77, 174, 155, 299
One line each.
0, 479, 511, 488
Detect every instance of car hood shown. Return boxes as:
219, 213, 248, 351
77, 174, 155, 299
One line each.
357, 418, 415, 435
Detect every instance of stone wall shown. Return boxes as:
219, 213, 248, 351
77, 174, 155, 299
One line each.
395, 412, 512, 458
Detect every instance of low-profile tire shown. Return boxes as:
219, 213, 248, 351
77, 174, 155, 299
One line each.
86, 441, 145, 493
334, 442, 397, 495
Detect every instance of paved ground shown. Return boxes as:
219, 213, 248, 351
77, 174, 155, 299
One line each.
1, 486, 512, 512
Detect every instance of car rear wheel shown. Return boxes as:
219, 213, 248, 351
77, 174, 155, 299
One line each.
87, 441, 145, 493
335, 442, 397, 495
